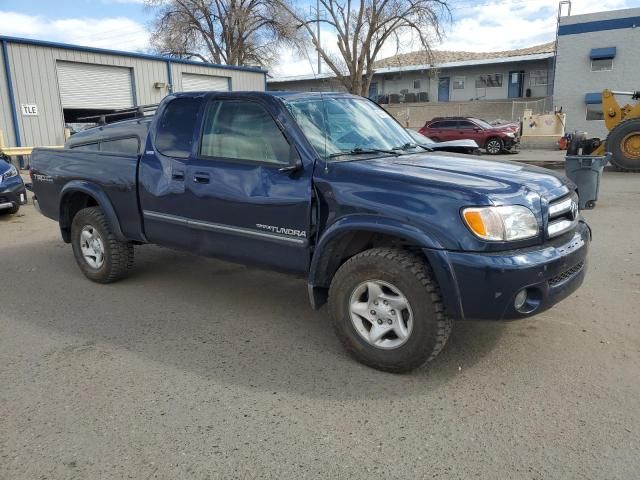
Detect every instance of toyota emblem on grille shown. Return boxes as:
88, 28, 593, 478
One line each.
570, 200, 578, 219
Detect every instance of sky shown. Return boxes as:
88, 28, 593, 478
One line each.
0, 0, 638, 77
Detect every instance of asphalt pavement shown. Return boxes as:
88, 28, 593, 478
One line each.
1, 172, 639, 479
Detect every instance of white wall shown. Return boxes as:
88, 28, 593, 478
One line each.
553, 7, 640, 137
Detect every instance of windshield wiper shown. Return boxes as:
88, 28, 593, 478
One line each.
328, 147, 400, 158
394, 142, 433, 152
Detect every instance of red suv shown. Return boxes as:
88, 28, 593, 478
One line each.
418, 117, 519, 155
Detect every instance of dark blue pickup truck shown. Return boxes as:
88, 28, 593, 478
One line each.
31, 91, 590, 372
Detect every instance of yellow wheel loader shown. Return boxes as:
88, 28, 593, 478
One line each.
593, 89, 640, 171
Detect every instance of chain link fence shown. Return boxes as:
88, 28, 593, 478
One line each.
383, 97, 553, 129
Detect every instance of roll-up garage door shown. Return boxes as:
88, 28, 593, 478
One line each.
56, 61, 134, 109
182, 73, 229, 92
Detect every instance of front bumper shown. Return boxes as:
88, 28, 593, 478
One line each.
503, 136, 520, 151
0, 179, 27, 210
425, 221, 590, 320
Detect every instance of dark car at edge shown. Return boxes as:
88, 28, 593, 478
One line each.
0, 157, 27, 215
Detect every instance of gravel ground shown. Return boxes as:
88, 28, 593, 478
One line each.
1, 172, 639, 480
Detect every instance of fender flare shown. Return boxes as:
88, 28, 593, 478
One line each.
307, 214, 441, 286
59, 181, 126, 241
307, 215, 464, 319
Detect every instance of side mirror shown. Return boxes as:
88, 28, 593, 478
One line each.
279, 158, 303, 174
279, 144, 303, 174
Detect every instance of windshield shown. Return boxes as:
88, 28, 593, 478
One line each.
470, 118, 493, 129
283, 96, 419, 160
406, 129, 435, 145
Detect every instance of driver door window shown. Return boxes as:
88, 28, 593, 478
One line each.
200, 100, 290, 165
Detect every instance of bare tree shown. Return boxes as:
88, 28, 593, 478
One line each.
276, 0, 449, 96
146, 0, 290, 67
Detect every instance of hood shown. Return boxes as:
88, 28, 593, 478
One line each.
432, 139, 479, 149
491, 123, 520, 133
360, 152, 571, 202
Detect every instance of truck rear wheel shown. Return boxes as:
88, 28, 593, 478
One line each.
71, 207, 134, 283
606, 118, 640, 171
328, 248, 452, 373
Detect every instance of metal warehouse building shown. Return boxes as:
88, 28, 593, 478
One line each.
0, 36, 267, 148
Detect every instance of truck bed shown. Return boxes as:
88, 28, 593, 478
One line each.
31, 148, 144, 241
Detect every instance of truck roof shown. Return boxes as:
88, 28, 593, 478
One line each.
64, 91, 360, 148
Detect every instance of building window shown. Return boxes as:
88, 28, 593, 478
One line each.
453, 76, 465, 90
586, 104, 604, 121
591, 58, 613, 72
475, 73, 503, 88
529, 70, 548, 86
413, 80, 421, 89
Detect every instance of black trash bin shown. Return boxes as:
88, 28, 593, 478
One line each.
565, 152, 611, 209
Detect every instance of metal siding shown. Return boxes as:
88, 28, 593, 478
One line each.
0, 42, 16, 147
182, 72, 229, 92
0, 40, 265, 147
172, 63, 264, 92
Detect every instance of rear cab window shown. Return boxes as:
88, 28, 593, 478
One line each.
71, 142, 99, 151
155, 97, 202, 158
100, 137, 139, 155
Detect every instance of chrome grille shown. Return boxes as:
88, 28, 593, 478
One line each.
547, 193, 579, 238
548, 261, 584, 286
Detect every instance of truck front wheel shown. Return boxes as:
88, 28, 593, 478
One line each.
328, 248, 452, 373
70, 207, 134, 283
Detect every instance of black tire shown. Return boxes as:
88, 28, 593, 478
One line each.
328, 248, 453, 373
485, 137, 504, 155
605, 118, 640, 171
70, 206, 134, 283
1, 204, 19, 215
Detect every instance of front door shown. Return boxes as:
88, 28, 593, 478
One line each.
508, 71, 524, 98
438, 77, 450, 102
368, 83, 378, 100
183, 97, 313, 273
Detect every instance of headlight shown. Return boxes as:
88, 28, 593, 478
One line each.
1, 165, 18, 182
462, 205, 538, 241
505, 132, 515, 138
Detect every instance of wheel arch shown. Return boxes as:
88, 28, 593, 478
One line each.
59, 181, 125, 243
307, 215, 449, 310
484, 135, 504, 149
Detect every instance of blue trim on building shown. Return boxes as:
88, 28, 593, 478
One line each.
559, 16, 640, 36
590, 47, 617, 59
0, 35, 268, 74
1, 40, 21, 147
585, 92, 602, 104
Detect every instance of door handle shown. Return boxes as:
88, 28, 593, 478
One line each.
172, 170, 185, 181
193, 172, 210, 184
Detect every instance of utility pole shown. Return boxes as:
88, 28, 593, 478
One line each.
316, 0, 321, 73
551, 1, 571, 96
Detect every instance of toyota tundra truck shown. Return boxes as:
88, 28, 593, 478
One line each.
30, 92, 590, 372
